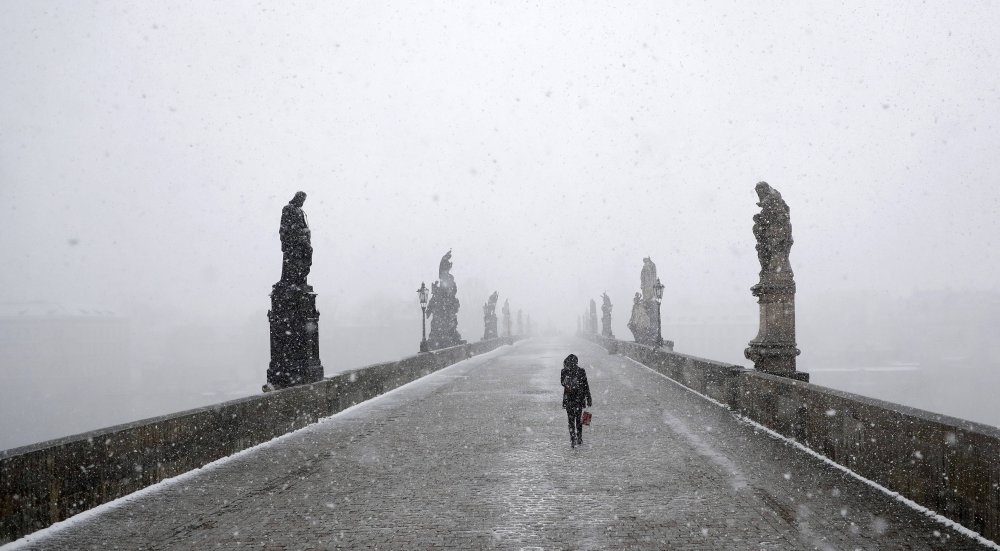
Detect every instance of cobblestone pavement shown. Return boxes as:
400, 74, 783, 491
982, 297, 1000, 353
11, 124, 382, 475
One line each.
15, 338, 994, 550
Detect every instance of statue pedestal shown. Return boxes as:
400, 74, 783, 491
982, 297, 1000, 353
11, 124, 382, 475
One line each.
631, 300, 667, 349
267, 283, 324, 389
483, 316, 498, 341
745, 281, 806, 382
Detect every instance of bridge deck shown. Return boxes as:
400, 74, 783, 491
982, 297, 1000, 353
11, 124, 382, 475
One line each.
14, 338, 991, 550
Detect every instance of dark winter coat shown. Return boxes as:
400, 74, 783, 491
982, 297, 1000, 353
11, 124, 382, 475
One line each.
560, 365, 592, 409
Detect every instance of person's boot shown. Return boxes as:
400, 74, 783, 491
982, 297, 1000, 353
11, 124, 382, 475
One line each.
577, 432, 583, 445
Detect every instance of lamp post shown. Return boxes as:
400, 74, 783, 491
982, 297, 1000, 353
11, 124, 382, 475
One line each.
417, 282, 429, 353
653, 277, 665, 348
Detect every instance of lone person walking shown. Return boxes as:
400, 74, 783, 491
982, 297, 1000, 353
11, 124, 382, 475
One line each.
561, 354, 592, 448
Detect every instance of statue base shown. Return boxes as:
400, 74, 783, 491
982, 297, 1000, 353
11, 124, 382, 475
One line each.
747, 278, 805, 381
744, 341, 806, 382
267, 282, 324, 390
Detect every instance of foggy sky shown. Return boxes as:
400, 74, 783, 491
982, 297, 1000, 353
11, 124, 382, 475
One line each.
2, 2, 1000, 360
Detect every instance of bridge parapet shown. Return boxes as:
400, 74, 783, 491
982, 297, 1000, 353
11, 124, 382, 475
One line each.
739, 370, 1000, 541
582, 333, 1000, 544
0, 336, 522, 544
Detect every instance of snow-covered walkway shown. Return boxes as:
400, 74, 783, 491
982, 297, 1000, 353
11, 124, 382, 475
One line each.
10, 337, 993, 550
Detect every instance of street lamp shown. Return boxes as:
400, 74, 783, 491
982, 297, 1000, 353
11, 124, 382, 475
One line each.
653, 277, 665, 348
417, 282, 429, 353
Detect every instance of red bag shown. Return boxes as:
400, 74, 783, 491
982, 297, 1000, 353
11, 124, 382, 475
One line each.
581, 411, 592, 426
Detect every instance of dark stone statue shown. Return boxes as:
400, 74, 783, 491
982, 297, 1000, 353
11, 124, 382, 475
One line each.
266, 191, 323, 390
483, 291, 499, 340
426, 250, 465, 350
745, 182, 805, 381
600, 292, 614, 338
751, 182, 794, 284
502, 300, 512, 337
279, 191, 313, 286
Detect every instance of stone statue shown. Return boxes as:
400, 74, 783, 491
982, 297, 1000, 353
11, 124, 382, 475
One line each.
745, 182, 804, 380
279, 191, 313, 287
627, 292, 649, 343
482, 291, 499, 340
752, 182, 794, 284
267, 191, 323, 390
502, 299, 512, 337
588, 299, 598, 334
439, 250, 454, 282
640, 257, 657, 302
600, 292, 614, 338
628, 257, 671, 348
517, 309, 523, 335
426, 250, 465, 350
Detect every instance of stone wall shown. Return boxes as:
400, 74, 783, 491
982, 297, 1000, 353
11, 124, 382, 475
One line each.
737, 370, 1000, 542
597, 335, 743, 407
581, 333, 1000, 543
0, 337, 519, 543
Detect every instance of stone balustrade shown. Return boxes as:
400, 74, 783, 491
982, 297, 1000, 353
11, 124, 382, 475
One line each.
0, 337, 520, 543
581, 332, 1000, 543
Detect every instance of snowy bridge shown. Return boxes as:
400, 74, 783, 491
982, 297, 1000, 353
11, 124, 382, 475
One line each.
3, 337, 997, 550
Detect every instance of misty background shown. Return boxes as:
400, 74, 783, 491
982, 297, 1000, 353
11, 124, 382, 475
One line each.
2, 2, 999, 451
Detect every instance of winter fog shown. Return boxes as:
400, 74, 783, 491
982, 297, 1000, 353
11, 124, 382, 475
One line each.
2, 2, 1000, 450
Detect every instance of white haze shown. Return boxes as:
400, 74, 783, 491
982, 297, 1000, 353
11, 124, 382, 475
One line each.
2, 2, 999, 449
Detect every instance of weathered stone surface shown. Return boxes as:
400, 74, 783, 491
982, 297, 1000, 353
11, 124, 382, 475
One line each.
585, 333, 735, 405
736, 370, 1000, 541
583, 332, 1000, 545
12, 338, 991, 550
626, 291, 647, 341
426, 250, 465, 350
277, 191, 312, 287
0, 338, 518, 543
266, 283, 323, 388
628, 257, 666, 346
745, 182, 803, 380
268, 191, 323, 389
